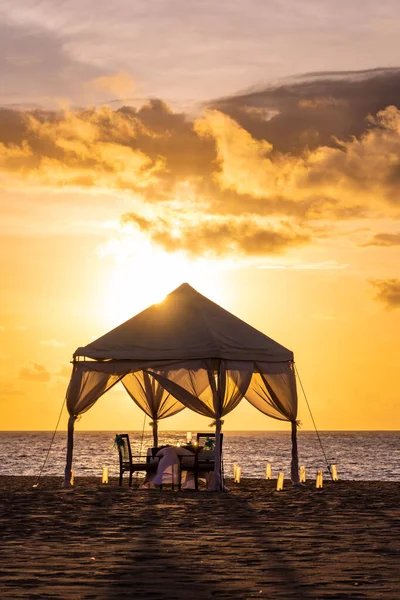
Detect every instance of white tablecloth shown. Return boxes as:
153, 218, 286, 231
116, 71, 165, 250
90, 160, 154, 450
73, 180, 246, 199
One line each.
141, 446, 200, 489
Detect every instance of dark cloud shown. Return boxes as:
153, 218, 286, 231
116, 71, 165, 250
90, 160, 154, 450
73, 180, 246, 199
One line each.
211, 68, 400, 153
370, 279, 400, 308
362, 232, 400, 247
19, 363, 51, 382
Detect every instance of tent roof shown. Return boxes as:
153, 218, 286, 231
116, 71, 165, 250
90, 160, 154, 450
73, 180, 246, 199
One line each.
74, 283, 293, 362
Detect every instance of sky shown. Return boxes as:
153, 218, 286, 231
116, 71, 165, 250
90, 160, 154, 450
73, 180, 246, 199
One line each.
0, 0, 399, 432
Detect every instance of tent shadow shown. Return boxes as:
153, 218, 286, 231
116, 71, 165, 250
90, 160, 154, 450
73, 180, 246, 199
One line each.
98, 483, 311, 600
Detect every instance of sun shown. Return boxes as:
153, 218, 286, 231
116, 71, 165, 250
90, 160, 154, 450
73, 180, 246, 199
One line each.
98, 234, 225, 328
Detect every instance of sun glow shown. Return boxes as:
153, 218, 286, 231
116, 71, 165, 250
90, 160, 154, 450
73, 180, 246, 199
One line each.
98, 234, 227, 328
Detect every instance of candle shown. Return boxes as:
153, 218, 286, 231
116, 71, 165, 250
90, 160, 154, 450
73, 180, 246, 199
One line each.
316, 470, 323, 489
234, 462, 238, 479
235, 466, 242, 483
70, 469, 75, 486
102, 467, 109, 484
276, 472, 284, 491
176, 442, 181, 447
186, 431, 192, 443
265, 463, 272, 480
331, 464, 338, 481
300, 466, 306, 483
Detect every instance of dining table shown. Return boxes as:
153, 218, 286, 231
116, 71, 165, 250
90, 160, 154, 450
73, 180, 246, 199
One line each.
141, 445, 208, 489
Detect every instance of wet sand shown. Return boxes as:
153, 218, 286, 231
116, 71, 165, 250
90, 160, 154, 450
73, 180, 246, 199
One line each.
0, 477, 399, 599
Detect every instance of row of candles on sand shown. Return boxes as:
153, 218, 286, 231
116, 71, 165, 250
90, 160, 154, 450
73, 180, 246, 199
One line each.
233, 463, 339, 489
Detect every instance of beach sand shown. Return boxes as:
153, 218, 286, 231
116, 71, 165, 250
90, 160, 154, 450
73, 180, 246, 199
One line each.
0, 477, 398, 599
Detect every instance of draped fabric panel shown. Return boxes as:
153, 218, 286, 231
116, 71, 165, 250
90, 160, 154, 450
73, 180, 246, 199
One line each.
245, 361, 299, 483
146, 360, 252, 420
245, 361, 297, 422
66, 364, 126, 417
122, 371, 185, 421
121, 371, 186, 445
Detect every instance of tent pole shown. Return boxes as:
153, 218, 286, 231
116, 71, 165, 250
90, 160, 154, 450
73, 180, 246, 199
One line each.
211, 417, 223, 491
152, 419, 159, 448
63, 415, 77, 488
290, 420, 300, 484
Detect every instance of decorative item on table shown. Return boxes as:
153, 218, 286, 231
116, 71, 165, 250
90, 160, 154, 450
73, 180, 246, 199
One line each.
176, 442, 181, 447
70, 469, 75, 486
265, 462, 272, 480
276, 472, 284, 491
316, 470, 323, 489
204, 436, 215, 451
102, 467, 109, 484
331, 464, 339, 481
186, 431, 192, 443
233, 462, 238, 479
300, 465, 306, 483
113, 434, 125, 451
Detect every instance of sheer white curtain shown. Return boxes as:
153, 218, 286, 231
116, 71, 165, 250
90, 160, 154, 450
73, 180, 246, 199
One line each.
63, 364, 127, 487
245, 361, 300, 483
122, 371, 185, 446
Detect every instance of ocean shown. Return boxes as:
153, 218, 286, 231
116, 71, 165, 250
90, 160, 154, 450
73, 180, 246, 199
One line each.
0, 430, 399, 482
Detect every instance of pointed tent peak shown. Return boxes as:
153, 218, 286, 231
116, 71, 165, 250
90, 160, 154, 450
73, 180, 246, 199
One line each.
165, 282, 200, 299
74, 282, 294, 362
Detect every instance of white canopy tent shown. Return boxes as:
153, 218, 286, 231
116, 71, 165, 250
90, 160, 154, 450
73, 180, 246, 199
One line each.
64, 283, 299, 490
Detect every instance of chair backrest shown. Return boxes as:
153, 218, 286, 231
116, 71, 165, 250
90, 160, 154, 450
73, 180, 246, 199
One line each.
196, 432, 223, 459
115, 434, 132, 468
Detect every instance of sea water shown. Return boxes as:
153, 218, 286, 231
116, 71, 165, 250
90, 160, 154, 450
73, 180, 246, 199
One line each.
0, 430, 399, 481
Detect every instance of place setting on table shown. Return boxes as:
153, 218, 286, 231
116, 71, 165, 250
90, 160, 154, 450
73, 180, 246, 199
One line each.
123, 431, 217, 490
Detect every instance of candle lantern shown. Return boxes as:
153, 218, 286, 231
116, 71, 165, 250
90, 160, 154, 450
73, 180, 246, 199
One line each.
300, 466, 306, 483
70, 469, 75, 486
186, 431, 192, 444
276, 472, 284, 491
176, 442, 181, 447
102, 467, 109, 484
266, 463, 272, 480
331, 464, 339, 481
235, 466, 242, 483
233, 463, 238, 480
316, 470, 323, 489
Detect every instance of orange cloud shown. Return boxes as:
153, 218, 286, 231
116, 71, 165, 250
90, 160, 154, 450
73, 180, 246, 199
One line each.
362, 232, 400, 247
122, 212, 309, 257
370, 279, 400, 308
19, 363, 51, 382
86, 71, 135, 97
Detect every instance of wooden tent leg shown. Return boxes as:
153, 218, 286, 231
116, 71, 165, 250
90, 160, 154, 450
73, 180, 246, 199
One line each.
63, 415, 77, 488
291, 420, 300, 484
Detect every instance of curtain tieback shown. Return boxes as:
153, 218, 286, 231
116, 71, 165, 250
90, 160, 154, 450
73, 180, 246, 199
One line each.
209, 419, 224, 427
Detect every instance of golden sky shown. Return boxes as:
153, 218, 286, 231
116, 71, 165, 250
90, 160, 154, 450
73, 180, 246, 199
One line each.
0, 1, 399, 431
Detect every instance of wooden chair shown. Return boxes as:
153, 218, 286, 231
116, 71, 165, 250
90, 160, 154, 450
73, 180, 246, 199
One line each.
179, 432, 224, 490
115, 434, 159, 487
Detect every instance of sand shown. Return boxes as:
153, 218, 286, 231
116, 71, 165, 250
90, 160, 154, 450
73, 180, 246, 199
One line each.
0, 477, 399, 599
